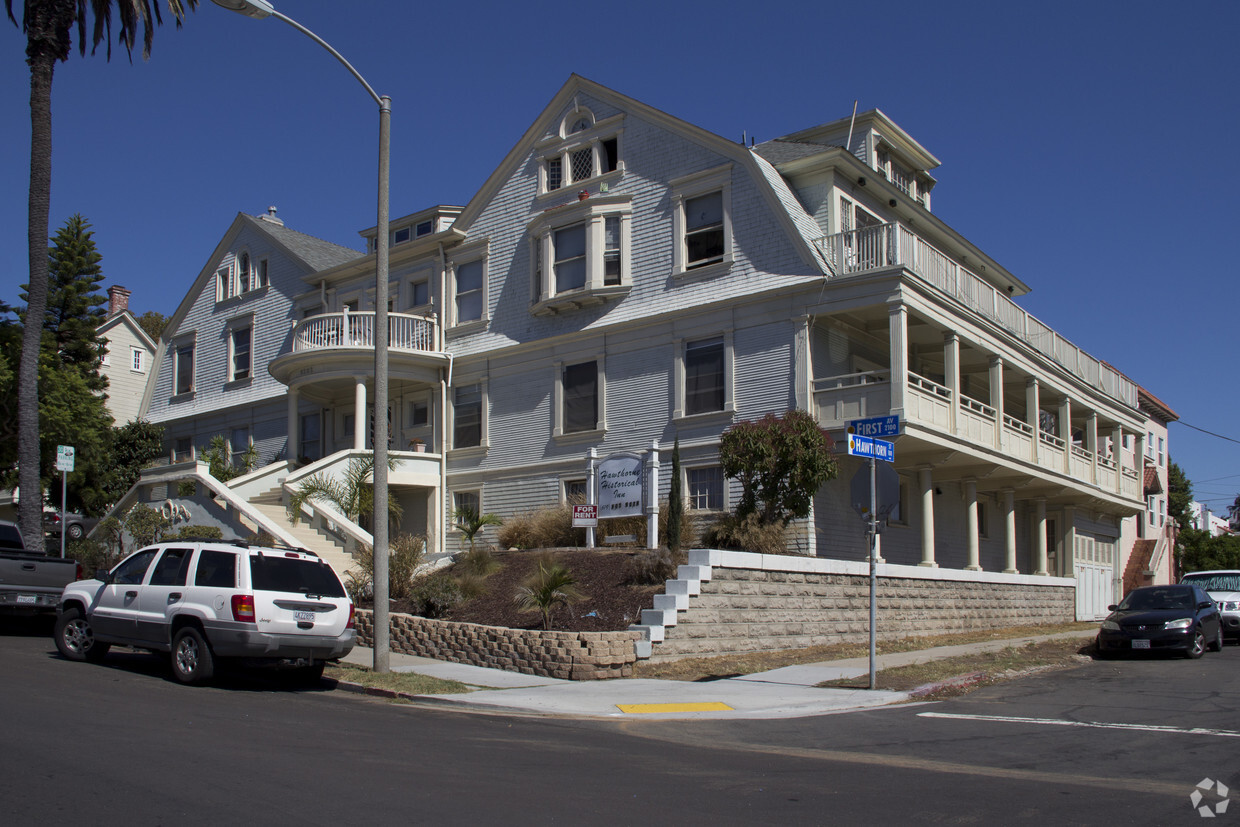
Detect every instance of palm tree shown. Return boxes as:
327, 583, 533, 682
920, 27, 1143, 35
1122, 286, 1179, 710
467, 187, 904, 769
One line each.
287, 453, 402, 531
513, 557, 587, 631
6, 0, 197, 547
452, 505, 501, 553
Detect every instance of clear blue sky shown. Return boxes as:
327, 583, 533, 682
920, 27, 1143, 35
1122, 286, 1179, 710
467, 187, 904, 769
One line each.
4, 1, 1238, 511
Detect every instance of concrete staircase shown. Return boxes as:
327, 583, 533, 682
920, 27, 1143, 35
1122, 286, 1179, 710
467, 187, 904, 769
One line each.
246, 487, 360, 580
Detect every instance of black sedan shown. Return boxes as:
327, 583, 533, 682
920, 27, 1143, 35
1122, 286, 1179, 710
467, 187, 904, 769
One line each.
1096, 584, 1223, 658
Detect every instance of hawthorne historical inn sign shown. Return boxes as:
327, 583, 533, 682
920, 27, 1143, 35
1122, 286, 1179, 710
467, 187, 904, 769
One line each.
584, 445, 660, 549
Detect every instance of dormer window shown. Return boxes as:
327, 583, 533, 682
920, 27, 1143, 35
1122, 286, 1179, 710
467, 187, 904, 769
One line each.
528, 195, 632, 315
538, 108, 624, 195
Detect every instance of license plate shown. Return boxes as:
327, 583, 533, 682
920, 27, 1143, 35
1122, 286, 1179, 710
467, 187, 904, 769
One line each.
1132, 639, 1150, 649
16, 594, 36, 605
294, 611, 315, 622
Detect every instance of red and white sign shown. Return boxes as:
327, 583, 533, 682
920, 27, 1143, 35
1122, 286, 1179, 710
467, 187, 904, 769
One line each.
572, 504, 598, 527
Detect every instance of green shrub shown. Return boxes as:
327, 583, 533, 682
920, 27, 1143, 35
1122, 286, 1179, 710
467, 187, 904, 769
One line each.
124, 504, 171, 548
457, 545, 499, 577
175, 525, 223, 541
243, 530, 277, 548
66, 537, 120, 578
497, 505, 583, 549
702, 512, 788, 555
411, 572, 463, 618
350, 533, 426, 602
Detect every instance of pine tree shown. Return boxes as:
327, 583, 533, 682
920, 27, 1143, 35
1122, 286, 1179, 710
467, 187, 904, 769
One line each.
667, 438, 683, 552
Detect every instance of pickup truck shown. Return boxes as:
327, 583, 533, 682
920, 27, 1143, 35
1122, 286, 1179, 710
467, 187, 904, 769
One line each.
0, 520, 82, 614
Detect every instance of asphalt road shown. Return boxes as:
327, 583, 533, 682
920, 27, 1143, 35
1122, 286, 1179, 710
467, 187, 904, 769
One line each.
3, 617, 1236, 825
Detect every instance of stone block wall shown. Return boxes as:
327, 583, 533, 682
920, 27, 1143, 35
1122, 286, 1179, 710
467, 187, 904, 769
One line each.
354, 610, 642, 680
652, 567, 1075, 661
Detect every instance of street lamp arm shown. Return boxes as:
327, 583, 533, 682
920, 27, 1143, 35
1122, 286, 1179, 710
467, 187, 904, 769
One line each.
265, 9, 384, 108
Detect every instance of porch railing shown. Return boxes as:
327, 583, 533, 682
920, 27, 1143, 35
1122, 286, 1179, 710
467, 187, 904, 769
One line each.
813, 223, 1137, 409
292, 311, 438, 354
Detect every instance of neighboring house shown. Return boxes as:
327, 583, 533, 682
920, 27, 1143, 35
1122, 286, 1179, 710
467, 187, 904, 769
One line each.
133, 76, 1157, 622
98, 285, 158, 425
1188, 502, 1231, 537
1119, 386, 1178, 594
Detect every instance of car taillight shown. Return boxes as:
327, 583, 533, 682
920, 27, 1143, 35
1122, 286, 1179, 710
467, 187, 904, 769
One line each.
75, 562, 83, 581
346, 603, 355, 630
231, 594, 256, 623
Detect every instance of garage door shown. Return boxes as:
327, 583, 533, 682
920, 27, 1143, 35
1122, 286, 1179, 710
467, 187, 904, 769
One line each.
1074, 534, 1115, 621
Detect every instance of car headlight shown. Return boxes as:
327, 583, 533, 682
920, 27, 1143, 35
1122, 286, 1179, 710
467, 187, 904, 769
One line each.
1164, 618, 1193, 630
1101, 620, 1120, 631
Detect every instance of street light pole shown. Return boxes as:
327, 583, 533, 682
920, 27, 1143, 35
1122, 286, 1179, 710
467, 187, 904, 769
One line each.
211, 0, 391, 672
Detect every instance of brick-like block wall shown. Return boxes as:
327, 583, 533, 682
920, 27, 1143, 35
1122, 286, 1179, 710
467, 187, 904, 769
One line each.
654, 568, 1075, 661
354, 610, 642, 680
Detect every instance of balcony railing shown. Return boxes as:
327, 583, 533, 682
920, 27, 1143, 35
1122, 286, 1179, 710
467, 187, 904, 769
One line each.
292, 311, 438, 354
813, 223, 1137, 409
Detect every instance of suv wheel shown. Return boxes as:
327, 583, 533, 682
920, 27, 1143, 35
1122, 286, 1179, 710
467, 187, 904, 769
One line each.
171, 627, 215, 684
55, 607, 110, 663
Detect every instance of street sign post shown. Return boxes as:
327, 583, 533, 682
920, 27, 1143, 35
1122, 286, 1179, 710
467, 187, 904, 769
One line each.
845, 431, 896, 689
56, 445, 74, 559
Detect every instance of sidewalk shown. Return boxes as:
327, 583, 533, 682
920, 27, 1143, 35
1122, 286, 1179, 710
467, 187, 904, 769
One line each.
338, 631, 1094, 720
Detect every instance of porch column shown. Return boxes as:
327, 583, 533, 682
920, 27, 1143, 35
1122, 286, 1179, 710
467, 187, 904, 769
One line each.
354, 377, 368, 451
888, 302, 907, 415
1059, 397, 1072, 474
1026, 377, 1040, 464
964, 479, 981, 571
919, 466, 937, 567
1002, 489, 1017, 573
1086, 411, 1098, 484
1034, 498, 1049, 576
1111, 425, 1124, 495
944, 331, 960, 435
1063, 505, 1077, 581
286, 387, 299, 462
794, 315, 812, 411
989, 356, 1004, 450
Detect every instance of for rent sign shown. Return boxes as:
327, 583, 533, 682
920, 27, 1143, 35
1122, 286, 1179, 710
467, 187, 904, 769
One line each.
597, 453, 644, 518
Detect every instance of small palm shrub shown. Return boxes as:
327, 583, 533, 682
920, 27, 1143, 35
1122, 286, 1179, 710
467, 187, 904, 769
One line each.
513, 555, 588, 631
702, 512, 788, 555
347, 533, 426, 603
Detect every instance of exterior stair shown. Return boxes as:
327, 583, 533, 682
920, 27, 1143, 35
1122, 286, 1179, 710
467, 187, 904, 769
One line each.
246, 487, 360, 580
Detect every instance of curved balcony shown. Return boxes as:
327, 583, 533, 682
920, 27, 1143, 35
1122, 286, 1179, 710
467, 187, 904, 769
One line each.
270, 311, 448, 391
293, 311, 437, 353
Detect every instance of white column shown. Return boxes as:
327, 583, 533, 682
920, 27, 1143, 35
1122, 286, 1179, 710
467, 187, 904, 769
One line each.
286, 387, 299, 462
1111, 425, 1124, 495
888, 302, 907, 414
354, 377, 367, 451
1034, 498, 1049, 576
965, 479, 981, 571
944, 331, 960, 434
919, 466, 937, 567
1060, 397, 1072, 473
989, 356, 1004, 450
1027, 377, 1040, 464
1086, 411, 1098, 484
1002, 489, 1017, 574
794, 315, 811, 412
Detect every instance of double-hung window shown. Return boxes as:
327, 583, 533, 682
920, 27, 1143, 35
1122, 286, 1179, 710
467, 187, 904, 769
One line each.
453, 383, 484, 449
687, 466, 724, 511
562, 362, 598, 434
229, 325, 252, 382
216, 262, 234, 301
131, 348, 144, 373
174, 340, 194, 396
528, 196, 631, 314
450, 250, 487, 327
675, 332, 734, 419
671, 165, 733, 276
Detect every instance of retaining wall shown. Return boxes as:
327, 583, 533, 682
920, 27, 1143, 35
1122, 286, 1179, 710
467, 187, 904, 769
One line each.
354, 609, 642, 680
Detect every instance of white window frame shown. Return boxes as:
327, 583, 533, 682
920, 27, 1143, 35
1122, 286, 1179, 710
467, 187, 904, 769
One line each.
226, 317, 254, 384
673, 330, 735, 420
685, 464, 726, 512
561, 477, 588, 505
403, 267, 433, 312
671, 164, 733, 277
449, 378, 489, 452
215, 258, 235, 302
451, 490, 482, 534
553, 355, 606, 439
528, 195, 632, 312
237, 250, 253, 294
130, 348, 144, 373
448, 244, 488, 329
536, 110, 625, 197
172, 334, 195, 397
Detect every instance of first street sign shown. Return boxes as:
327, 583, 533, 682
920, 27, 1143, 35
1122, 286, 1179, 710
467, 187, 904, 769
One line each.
847, 415, 900, 439
846, 433, 895, 462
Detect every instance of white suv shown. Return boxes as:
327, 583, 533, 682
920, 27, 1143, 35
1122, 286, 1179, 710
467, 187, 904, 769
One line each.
1181, 570, 1240, 643
55, 539, 355, 685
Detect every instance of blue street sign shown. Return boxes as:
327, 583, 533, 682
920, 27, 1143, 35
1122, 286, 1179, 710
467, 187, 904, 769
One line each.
847, 433, 895, 462
847, 415, 900, 439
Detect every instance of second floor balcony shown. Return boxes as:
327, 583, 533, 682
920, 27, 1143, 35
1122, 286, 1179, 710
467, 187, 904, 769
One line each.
292, 310, 439, 354
270, 310, 448, 391
813, 222, 1137, 409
